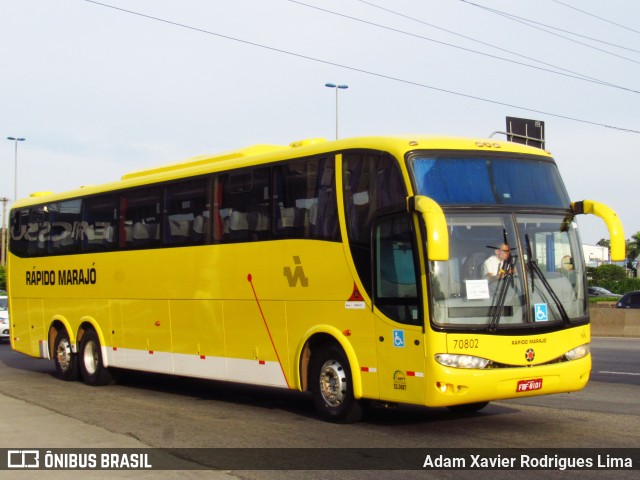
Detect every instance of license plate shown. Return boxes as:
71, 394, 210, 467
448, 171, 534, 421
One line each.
516, 378, 543, 392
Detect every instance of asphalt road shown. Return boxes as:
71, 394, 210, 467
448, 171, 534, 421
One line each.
0, 337, 638, 479
590, 337, 640, 386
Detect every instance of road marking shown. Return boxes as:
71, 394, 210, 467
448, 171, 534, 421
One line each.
598, 371, 640, 376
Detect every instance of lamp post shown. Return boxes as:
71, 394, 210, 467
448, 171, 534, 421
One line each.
7, 136, 25, 201
0, 197, 8, 267
325, 83, 348, 139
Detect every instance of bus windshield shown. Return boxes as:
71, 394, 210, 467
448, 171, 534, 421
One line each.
409, 152, 570, 207
407, 152, 586, 331
426, 213, 587, 331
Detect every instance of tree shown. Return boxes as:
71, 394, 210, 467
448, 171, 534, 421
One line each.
627, 232, 640, 260
627, 232, 640, 276
588, 264, 626, 286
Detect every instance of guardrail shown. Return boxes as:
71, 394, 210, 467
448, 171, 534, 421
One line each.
590, 303, 640, 338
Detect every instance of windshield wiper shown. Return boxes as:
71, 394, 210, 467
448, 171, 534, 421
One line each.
525, 234, 571, 326
488, 253, 517, 333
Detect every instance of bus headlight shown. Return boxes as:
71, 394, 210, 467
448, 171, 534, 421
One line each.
435, 353, 491, 369
564, 344, 590, 361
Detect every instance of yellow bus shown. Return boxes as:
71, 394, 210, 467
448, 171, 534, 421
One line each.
8, 135, 624, 422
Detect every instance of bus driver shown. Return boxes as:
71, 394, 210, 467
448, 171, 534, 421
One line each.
482, 244, 513, 282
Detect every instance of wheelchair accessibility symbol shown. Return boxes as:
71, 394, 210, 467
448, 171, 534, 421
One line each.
393, 329, 405, 348
535, 303, 548, 322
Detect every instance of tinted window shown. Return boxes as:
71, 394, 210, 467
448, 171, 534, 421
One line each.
409, 154, 570, 207
217, 168, 270, 243
120, 187, 161, 249
47, 200, 82, 255
28, 206, 50, 256
163, 178, 211, 246
9, 154, 344, 257
627, 293, 640, 307
82, 195, 118, 252
343, 151, 406, 295
272, 156, 339, 241
373, 213, 421, 325
10, 209, 30, 257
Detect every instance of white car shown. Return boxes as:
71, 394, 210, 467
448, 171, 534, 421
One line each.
0, 296, 9, 341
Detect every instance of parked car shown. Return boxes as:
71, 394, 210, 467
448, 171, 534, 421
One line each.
0, 296, 9, 342
588, 286, 622, 299
616, 291, 640, 309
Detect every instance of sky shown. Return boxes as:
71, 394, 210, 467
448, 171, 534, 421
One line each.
1, 0, 639, 246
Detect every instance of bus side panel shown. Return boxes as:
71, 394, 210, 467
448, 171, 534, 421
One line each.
10, 298, 34, 357
120, 300, 173, 373
28, 299, 46, 358
170, 299, 227, 379
286, 300, 380, 399
107, 299, 125, 366
374, 317, 426, 405
224, 300, 289, 388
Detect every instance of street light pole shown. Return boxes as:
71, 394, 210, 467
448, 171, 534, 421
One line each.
7, 136, 25, 201
325, 83, 348, 139
0, 197, 8, 267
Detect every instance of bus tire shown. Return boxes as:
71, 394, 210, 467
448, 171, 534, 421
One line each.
447, 401, 489, 413
53, 328, 78, 382
309, 345, 363, 423
79, 328, 113, 386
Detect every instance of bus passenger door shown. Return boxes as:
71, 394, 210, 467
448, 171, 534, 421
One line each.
372, 213, 426, 404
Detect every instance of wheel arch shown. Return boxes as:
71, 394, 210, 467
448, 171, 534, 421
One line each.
48, 316, 76, 358
76, 317, 108, 353
295, 325, 362, 399
48, 316, 108, 360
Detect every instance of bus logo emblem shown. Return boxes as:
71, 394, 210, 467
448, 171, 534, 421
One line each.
525, 348, 535, 362
283, 256, 309, 287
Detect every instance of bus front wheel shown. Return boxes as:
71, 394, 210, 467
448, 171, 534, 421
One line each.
79, 329, 113, 386
309, 345, 363, 423
53, 328, 78, 381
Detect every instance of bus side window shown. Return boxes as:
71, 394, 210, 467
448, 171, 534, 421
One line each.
163, 178, 211, 246
9, 209, 30, 257
272, 155, 339, 241
311, 156, 340, 241
47, 200, 82, 255
343, 152, 407, 298
373, 213, 422, 326
218, 168, 270, 243
120, 187, 161, 249
28, 206, 50, 256
82, 195, 118, 252
273, 160, 309, 239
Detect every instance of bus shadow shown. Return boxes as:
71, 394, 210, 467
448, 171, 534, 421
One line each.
0, 345, 520, 425
112, 368, 319, 418
111, 368, 520, 425
0, 343, 58, 375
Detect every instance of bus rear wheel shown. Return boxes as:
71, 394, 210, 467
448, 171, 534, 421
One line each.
79, 328, 113, 386
309, 345, 363, 423
53, 328, 78, 381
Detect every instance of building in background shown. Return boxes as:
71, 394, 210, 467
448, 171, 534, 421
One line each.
583, 244, 610, 267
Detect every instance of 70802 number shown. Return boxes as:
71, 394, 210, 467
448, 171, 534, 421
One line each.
453, 339, 479, 349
